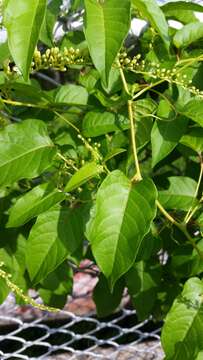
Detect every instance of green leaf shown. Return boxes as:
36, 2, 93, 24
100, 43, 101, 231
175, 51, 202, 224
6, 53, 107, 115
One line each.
40, 262, 73, 295
182, 99, 203, 127
161, 277, 203, 360
151, 117, 188, 167
55, 84, 89, 106
162, 1, 203, 14
174, 22, 203, 49
180, 128, 203, 154
134, 99, 157, 150
93, 274, 124, 318
0, 119, 56, 188
136, 117, 153, 151
84, 0, 131, 84
126, 261, 161, 320
158, 176, 198, 211
40, 0, 61, 47
65, 162, 104, 193
26, 205, 83, 284
4, 0, 46, 80
82, 111, 130, 137
163, 7, 198, 25
0, 278, 9, 304
82, 99, 156, 138
7, 183, 65, 228
132, 0, 170, 51
134, 99, 157, 119
86, 170, 157, 288
104, 148, 126, 162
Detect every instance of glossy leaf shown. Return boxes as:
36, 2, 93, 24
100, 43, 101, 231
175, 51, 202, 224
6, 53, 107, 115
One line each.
84, 0, 131, 84
174, 22, 203, 48
7, 183, 65, 228
40, 262, 73, 295
132, 0, 170, 51
126, 261, 161, 320
55, 84, 89, 105
65, 162, 104, 193
158, 176, 198, 211
4, 0, 46, 80
182, 99, 203, 127
26, 205, 83, 284
82, 111, 130, 137
86, 170, 157, 288
82, 99, 156, 138
104, 148, 126, 162
162, 1, 203, 14
93, 274, 124, 318
180, 128, 203, 153
0, 119, 56, 188
151, 117, 188, 167
161, 277, 203, 360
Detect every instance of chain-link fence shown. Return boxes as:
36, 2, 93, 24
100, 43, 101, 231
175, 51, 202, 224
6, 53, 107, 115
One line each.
0, 262, 163, 360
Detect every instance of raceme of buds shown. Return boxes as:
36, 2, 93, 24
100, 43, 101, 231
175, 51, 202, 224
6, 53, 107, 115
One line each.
31, 46, 85, 72
118, 51, 203, 99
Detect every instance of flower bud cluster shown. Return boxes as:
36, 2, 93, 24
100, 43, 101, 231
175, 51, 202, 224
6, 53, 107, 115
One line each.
0, 262, 58, 312
77, 134, 102, 161
119, 51, 203, 98
32, 46, 85, 72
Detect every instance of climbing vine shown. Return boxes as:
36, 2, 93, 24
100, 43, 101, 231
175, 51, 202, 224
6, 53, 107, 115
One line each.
0, 0, 203, 358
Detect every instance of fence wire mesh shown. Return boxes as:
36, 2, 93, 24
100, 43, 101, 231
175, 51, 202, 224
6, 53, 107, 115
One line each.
0, 261, 163, 360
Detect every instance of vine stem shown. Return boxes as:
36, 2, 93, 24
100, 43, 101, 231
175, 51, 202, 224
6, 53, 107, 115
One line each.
54, 111, 80, 133
118, 61, 142, 181
156, 200, 203, 261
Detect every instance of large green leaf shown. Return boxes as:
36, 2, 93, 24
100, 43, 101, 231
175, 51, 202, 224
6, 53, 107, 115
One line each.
55, 84, 89, 106
180, 128, 203, 154
84, 0, 131, 84
182, 99, 203, 127
65, 162, 103, 193
82, 111, 130, 137
132, 0, 170, 51
4, 0, 46, 80
7, 183, 65, 228
161, 277, 203, 360
158, 176, 198, 211
174, 22, 203, 48
126, 261, 161, 320
93, 274, 124, 317
151, 117, 188, 167
26, 205, 83, 284
86, 170, 157, 288
0, 119, 56, 188
82, 99, 156, 138
162, 1, 203, 14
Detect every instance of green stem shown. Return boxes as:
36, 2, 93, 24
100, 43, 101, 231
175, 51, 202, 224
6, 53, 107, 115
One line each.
156, 200, 203, 260
54, 111, 80, 133
118, 62, 142, 181
132, 79, 165, 100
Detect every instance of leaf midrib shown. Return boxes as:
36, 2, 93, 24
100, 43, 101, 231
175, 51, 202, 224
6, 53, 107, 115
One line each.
0, 143, 54, 169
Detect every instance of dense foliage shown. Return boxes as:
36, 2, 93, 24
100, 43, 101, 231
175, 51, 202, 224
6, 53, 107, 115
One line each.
0, 0, 203, 358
